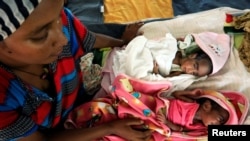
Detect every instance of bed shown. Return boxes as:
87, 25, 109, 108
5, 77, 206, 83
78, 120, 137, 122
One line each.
136, 5, 250, 122
138, 7, 250, 124
66, 0, 250, 140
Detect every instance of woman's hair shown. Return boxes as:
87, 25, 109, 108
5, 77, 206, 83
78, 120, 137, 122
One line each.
0, 0, 42, 41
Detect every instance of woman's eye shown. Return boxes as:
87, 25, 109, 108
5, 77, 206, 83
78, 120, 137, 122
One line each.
31, 33, 48, 42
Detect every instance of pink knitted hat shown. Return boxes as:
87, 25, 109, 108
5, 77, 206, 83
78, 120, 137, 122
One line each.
192, 32, 231, 75
198, 90, 249, 125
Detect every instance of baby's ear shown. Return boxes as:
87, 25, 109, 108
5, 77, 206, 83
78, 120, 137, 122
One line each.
202, 100, 212, 112
188, 53, 197, 59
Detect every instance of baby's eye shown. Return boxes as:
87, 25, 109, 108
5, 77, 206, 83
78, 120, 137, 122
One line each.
194, 62, 199, 69
193, 63, 196, 69
192, 71, 198, 76
218, 116, 225, 124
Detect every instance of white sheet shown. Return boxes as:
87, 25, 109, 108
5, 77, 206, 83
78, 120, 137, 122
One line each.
138, 7, 250, 124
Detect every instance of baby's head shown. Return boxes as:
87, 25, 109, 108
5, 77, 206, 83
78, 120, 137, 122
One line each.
192, 32, 231, 75
179, 31, 231, 77
196, 90, 239, 126
180, 51, 213, 77
197, 98, 229, 126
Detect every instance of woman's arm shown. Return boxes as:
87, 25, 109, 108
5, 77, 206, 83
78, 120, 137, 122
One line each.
92, 22, 144, 49
18, 118, 152, 141
93, 32, 125, 49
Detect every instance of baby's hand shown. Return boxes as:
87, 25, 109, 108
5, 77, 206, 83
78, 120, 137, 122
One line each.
156, 111, 166, 124
153, 60, 159, 74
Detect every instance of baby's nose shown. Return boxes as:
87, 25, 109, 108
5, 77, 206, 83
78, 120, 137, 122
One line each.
209, 120, 220, 125
186, 68, 196, 74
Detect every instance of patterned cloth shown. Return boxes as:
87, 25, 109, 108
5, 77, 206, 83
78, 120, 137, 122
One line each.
66, 74, 245, 141
233, 12, 250, 72
80, 52, 103, 95
0, 8, 95, 141
65, 74, 172, 141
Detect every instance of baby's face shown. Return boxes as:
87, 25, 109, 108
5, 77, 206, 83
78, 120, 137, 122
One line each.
180, 58, 211, 76
202, 106, 229, 126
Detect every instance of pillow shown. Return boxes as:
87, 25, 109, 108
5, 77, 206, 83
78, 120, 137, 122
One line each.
139, 7, 249, 39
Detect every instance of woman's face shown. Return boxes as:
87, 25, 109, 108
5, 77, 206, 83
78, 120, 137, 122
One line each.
1, 0, 67, 66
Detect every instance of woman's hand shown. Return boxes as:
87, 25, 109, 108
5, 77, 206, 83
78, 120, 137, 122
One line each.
172, 88, 204, 102
121, 21, 144, 45
108, 118, 152, 141
93, 22, 144, 48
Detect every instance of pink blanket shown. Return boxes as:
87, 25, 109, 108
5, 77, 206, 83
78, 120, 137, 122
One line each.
65, 74, 249, 141
168, 99, 206, 131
